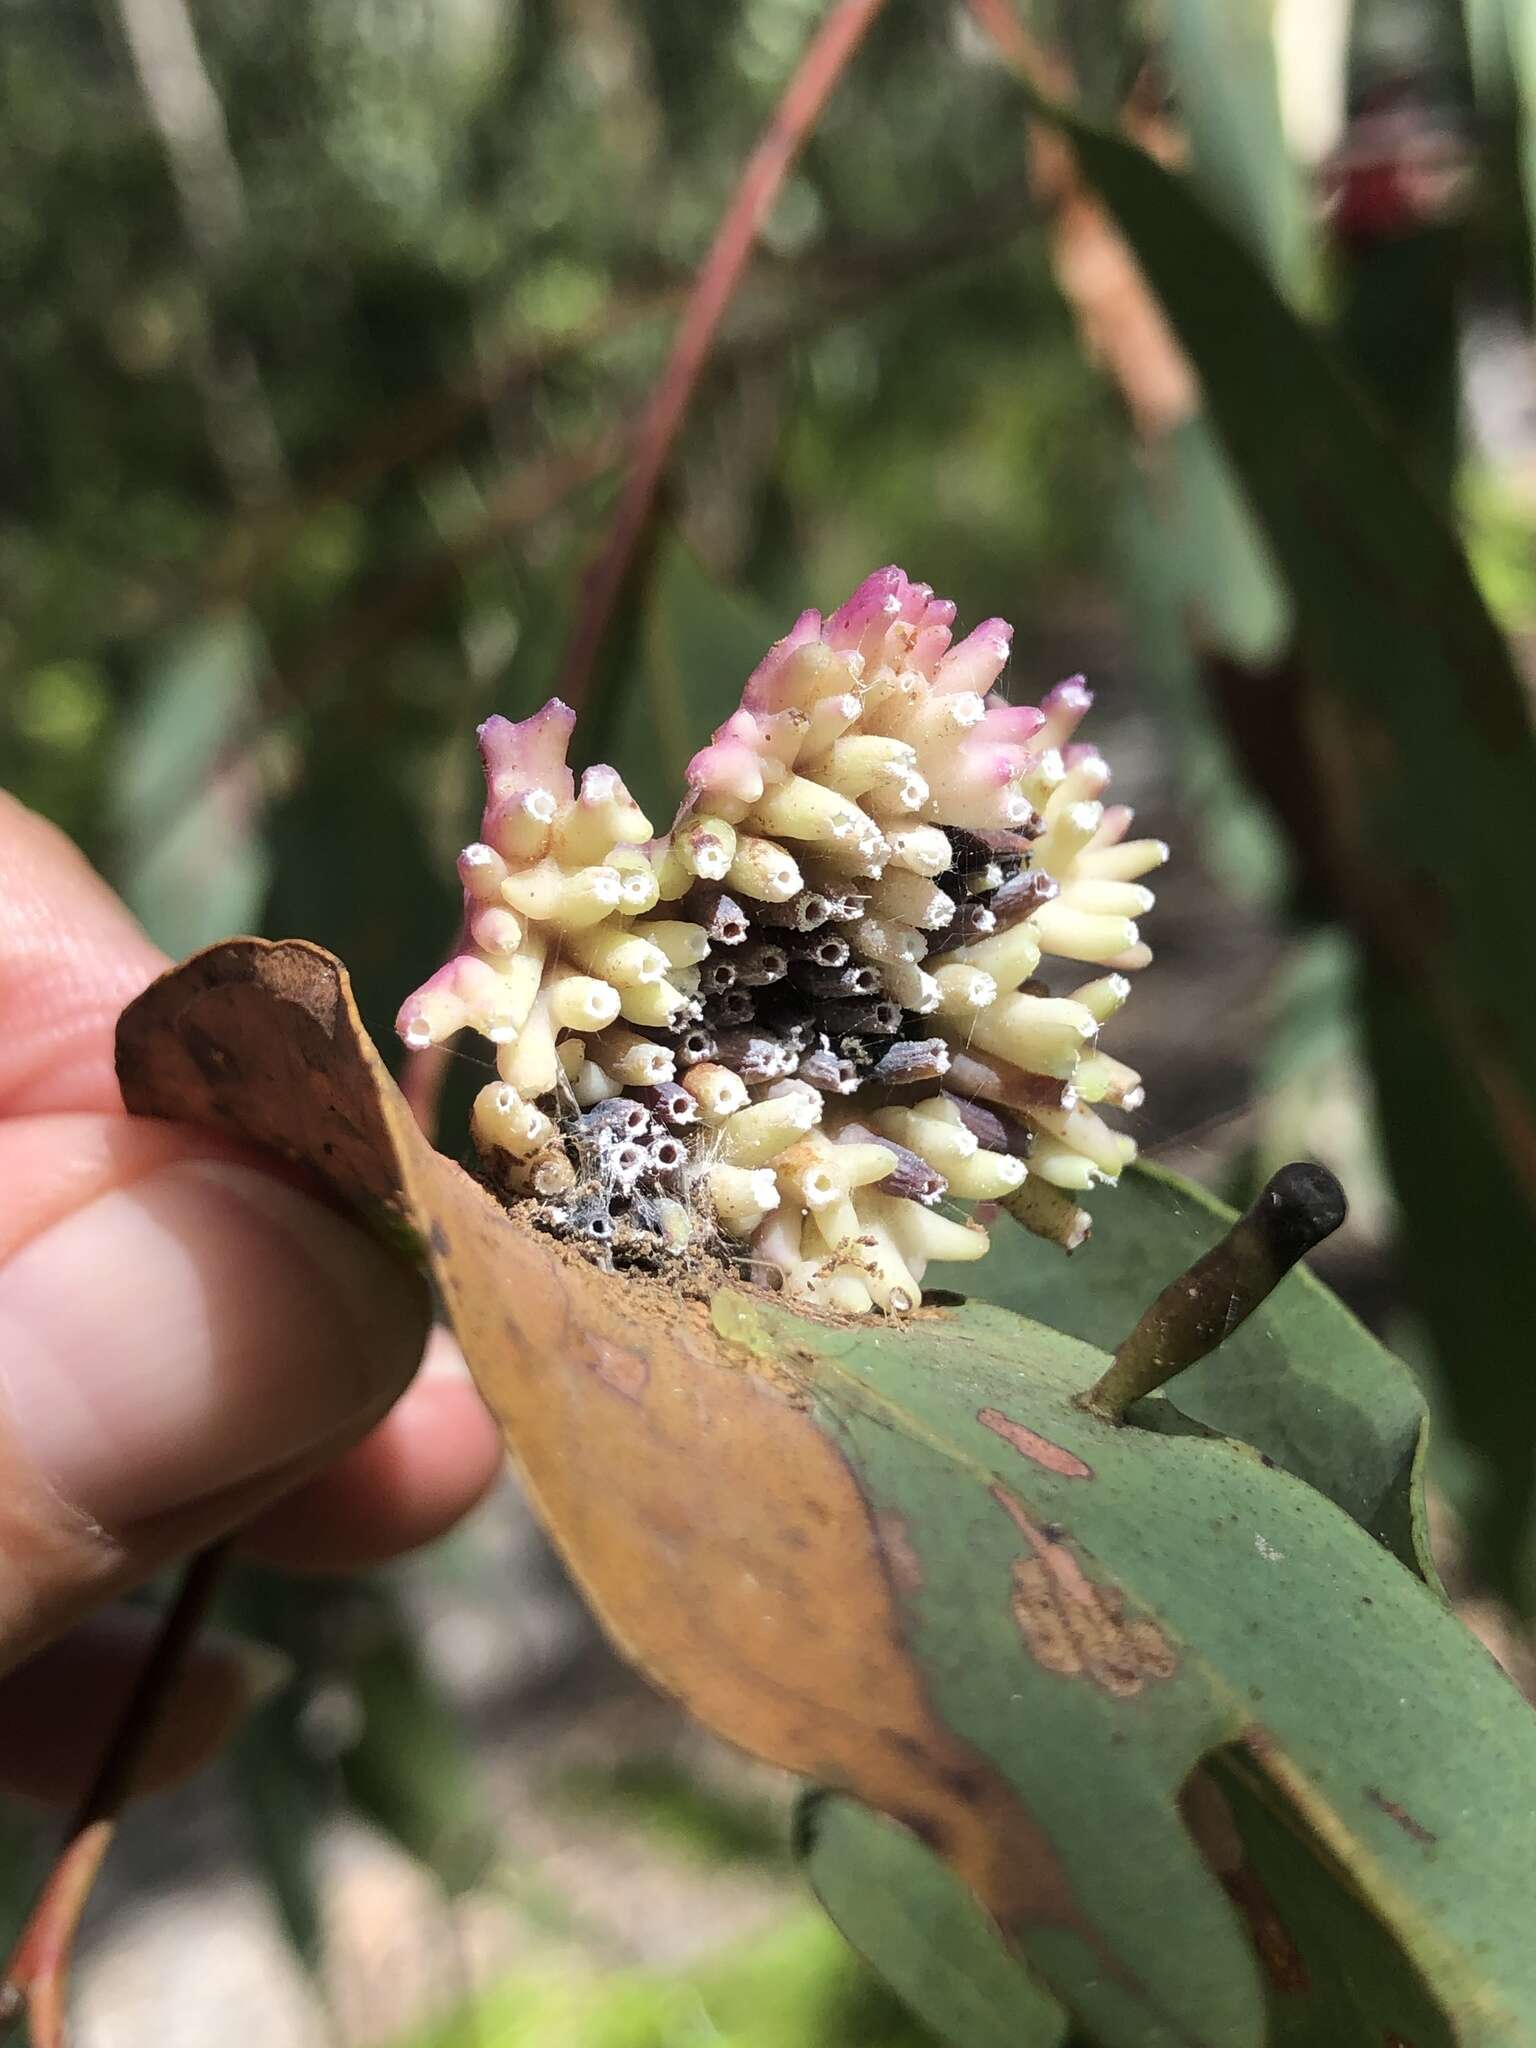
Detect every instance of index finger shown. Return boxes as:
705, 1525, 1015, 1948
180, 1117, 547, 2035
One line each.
0, 793, 168, 1116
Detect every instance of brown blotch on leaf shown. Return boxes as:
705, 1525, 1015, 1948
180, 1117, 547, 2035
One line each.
990, 1485, 1176, 1698
1365, 1788, 1438, 1847
875, 1511, 925, 1596
587, 1334, 651, 1402
978, 1406, 1093, 1479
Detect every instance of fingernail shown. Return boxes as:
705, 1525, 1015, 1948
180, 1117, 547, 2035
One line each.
0, 1158, 428, 1526
418, 1324, 473, 1383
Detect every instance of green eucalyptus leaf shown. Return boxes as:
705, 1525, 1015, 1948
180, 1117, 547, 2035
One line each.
1466, 0, 1515, 100
111, 610, 270, 957
0, 1804, 50, 1957
262, 721, 456, 1067
725, 1292, 1536, 2048
1338, 0, 1470, 507
1198, 1747, 1456, 2047
1112, 421, 1288, 903
620, 536, 783, 826
221, 1565, 333, 1971
799, 1793, 1068, 2048
1112, 0, 1296, 905
1362, 966, 1536, 1602
1162, 0, 1301, 288
799, 1766, 1459, 2048
226, 1692, 329, 1971
1331, 3, 1518, 1599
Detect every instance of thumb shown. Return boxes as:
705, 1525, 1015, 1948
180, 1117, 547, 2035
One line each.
0, 1114, 429, 1673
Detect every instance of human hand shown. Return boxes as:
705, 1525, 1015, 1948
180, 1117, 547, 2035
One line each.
0, 793, 503, 1801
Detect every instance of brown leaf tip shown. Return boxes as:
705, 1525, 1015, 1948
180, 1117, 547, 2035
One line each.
1364, 1787, 1438, 1846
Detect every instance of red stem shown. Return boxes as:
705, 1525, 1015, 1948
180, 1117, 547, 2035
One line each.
1, 1543, 231, 2046
555, 0, 889, 712
960, 0, 1068, 90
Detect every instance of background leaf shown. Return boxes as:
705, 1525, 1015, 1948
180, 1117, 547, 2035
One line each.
999, 56, 1536, 1599
801, 1768, 1462, 2048
1111, 417, 1289, 902
1196, 1748, 1457, 2047
223, 1566, 493, 1967
261, 719, 458, 1065
223, 1569, 331, 1971
623, 534, 784, 825
111, 610, 270, 956
1164, 0, 1302, 287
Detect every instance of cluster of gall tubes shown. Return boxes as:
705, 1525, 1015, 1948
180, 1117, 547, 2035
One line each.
397, 567, 1165, 1315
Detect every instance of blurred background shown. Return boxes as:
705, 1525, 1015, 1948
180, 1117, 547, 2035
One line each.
4, 0, 1536, 2040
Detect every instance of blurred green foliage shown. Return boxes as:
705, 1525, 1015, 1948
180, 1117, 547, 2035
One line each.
548, 1752, 786, 1868
395, 1911, 934, 2048
2, 0, 1116, 914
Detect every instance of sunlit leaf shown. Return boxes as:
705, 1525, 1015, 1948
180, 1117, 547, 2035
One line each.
118, 941, 1536, 2046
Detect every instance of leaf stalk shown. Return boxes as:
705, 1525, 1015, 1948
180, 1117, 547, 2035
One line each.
1, 1541, 232, 2046
1082, 1162, 1347, 1422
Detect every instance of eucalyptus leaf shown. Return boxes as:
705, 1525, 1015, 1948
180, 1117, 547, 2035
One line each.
799, 1793, 1068, 2048
801, 1767, 1459, 2048
775, 1294, 1536, 2047
0, 1807, 50, 1959
1201, 1747, 1456, 2047
1362, 966, 1536, 1602
1111, 422, 1288, 904
999, 60, 1536, 1598
227, 1710, 328, 1975
111, 611, 269, 957
1163, 0, 1301, 288
120, 942, 1536, 2048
